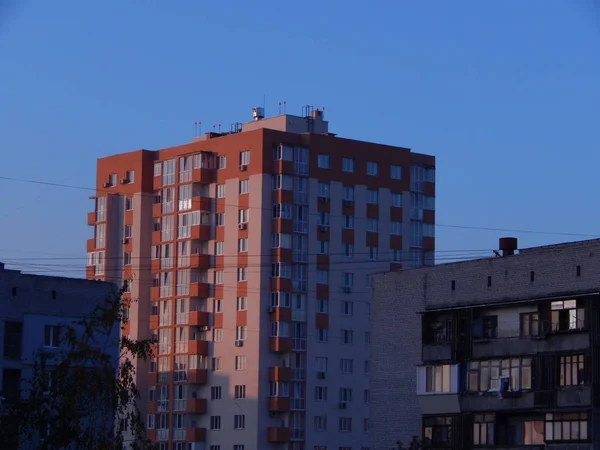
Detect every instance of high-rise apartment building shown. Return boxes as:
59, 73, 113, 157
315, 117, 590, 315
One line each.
86, 107, 436, 450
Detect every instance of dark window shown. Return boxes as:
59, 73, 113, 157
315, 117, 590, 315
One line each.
1, 368, 21, 403
11, 287, 16, 297
576, 265, 581, 277
3, 322, 23, 360
451, 280, 456, 291
560, 354, 586, 386
423, 416, 454, 446
483, 316, 498, 339
473, 414, 495, 446
51, 290, 57, 300
487, 276, 492, 287
44, 325, 60, 347
530, 271, 535, 282
520, 312, 540, 337
551, 300, 585, 332
545, 412, 588, 442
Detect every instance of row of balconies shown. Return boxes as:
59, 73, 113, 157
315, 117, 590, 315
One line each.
153, 168, 213, 191
147, 398, 207, 415
146, 426, 290, 444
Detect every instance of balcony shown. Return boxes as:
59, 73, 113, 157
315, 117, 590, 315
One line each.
191, 167, 214, 183
152, 203, 162, 218
150, 287, 160, 301
269, 306, 292, 322
269, 366, 292, 382
186, 398, 207, 414
268, 396, 290, 412
422, 344, 453, 362
85, 266, 95, 279
460, 391, 535, 412
152, 176, 161, 191
190, 225, 211, 241
267, 427, 291, 443
87, 211, 96, 225
471, 333, 590, 359
189, 282, 210, 298
149, 314, 158, 330
192, 196, 211, 211
189, 340, 209, 355
152, 231, 161, 245
270, 337, 292, 353
190, 253, 210, 269
151, 259, 160, 273
186, 427, 207, 442
189, 311, 209, 327
86, 238, 95, 252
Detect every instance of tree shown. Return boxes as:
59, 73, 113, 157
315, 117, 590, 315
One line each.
2, 288, 156, 450
395, 436, 423, 450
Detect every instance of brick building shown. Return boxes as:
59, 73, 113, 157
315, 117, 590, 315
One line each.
86, 106, 436, 450
371, 237, 600, 450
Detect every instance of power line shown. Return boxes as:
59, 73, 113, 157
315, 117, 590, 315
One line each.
2, 174, 597, 238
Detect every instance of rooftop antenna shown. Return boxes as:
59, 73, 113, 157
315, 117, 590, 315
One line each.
218, 123, 222, 133
263, 94, 266, 117
283, 101, 287, 114
278, 102, 282, 115
212, 124, 216, 132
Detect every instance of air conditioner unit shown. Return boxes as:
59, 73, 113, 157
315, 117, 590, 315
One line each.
338, 402, 347, 409
103, 182, 111, 188
235, 340, 244, 347
343, 286, 352, 293
317, 371, 326, 379
238, 223, 247, 230
120, 178, 129, 184
239, 165, 248, 171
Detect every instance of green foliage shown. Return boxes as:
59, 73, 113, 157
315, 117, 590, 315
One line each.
2, 289, 156, 450
395, 436, 423, 450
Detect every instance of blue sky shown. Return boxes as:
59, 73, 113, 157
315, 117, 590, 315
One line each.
1, 0, 599, 276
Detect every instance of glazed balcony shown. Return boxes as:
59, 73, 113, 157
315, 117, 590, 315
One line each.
187, 369, 208, 385
189, 311, 209, 327
270, 337, 292, 353
186, 398, 207, 414
269, 366, 292, 382
188, 340, 209, 355
268, 397, 290, 412
186, 427, 207, 442
267, 427, 291, 443
87, 211, 96, 226
86, 238, 96, 252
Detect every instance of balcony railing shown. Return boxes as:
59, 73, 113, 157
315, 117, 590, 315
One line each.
157, 400, 169, 412
173, 399, 186, 411
172, 429, 186, 441
292, 338, 306, 351
290, 427, 305, 441
176, 312, 189, 325
291, 368, 305, 381
290, 398, 305, 410
156, 429, 169, 441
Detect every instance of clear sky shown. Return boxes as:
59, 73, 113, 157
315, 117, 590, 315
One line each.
1, 0, 599, 276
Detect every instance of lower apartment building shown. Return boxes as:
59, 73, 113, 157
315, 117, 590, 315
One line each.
371, 237, 600, 450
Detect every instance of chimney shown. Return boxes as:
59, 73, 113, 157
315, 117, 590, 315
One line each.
499, 237, 518, 257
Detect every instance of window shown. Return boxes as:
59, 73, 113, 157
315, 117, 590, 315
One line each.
390, 221, 402, 235
44, 325, 60, 347
314, 415, 327, 431
339, 388, 353, 402
212, 329, 223, 342
315, 386, 328, 401
161, 160, 175, 185
317, 240, 329, 255
339, 417, 352, 432
317, 211, 330, 226
237, 268, 247, 282
153, 162, 161, 176
211, 357, 222, 371
340, 359, 353, 374
546, 412, 588, 442
390, 165, 402, 179
523, 421, 544, 445
425, 365, 451, 393
342, 272, 354, 288
368, 246, 378, 261
108, 173, 117, 186
343, 215, 354, 229
391, 193, 402, 207
236, 297, 247, 311
233, 446, 244, 450
467, 358, 532, 392
342, 158, 354, 172
317, 299, 328, 313
124, 252, 132, 265
234, 385, 246, 399
239, 150, 250, 166
3, 322, 22, 360
560, 354, 586, 386
271, 263, 291, 279
216, 184, 226, 198
178, 184, 192, 210
215, 213, 224, 227
216, 155, 226, 169
211, 386, 222, 400
239, 180, 249, 195
272, 174, 293, 190
213, 299, 222, 313
238, 238, 248, 253
238, 209, 249, 224
210, 416, 221, 430
316, 357, 328, 372
364, 418, 371, 433
520, 312, 539, 337
341, 329, 353, 345
366, 189, 378, 204
125, 197, 134, 210
317, 328, 328, 343
318, 154, 330, 169
367, 218, 378, 232
423, 416, 454, 447
273, 145, 293, 161
124, 225, 133, 238
147, 414, 155, 429
318, 182, 330, 198
235, 355, 247, 370
234, 415, 245, 430
343, 243, 354, 257
317, 270, 328, 284
366, 161, 378, 176
364, 360, 371, 374
473, 414, 495, 446
215, 242, 224, 256
551, 299, 585, 331
342, 301, 353, 316
483, 316, 498, 339
343, 186, 354, 201
364, 389, 370, 404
